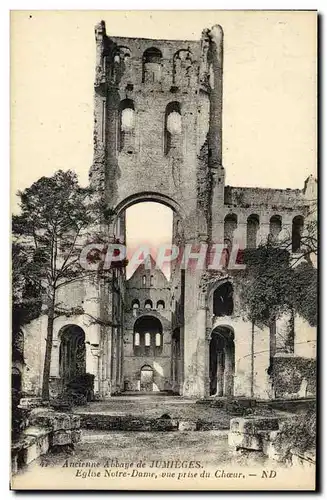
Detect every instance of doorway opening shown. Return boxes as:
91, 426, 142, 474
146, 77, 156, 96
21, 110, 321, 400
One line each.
209, 326, 235, 396
59, 325, 86, 388
140, 365, 154, 392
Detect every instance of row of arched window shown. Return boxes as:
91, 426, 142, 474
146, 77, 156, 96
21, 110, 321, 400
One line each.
104, 46, 193, 87
132, 299, 165, 311
133, 316, 163, 356
224, 214, 304, 253
118, 99, 182, 154
134, 332, 163, 356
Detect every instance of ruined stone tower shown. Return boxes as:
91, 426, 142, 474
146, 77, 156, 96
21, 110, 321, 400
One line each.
89, 20, 226, 397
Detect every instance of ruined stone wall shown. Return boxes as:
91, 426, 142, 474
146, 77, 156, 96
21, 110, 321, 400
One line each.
224, 186, 306, 209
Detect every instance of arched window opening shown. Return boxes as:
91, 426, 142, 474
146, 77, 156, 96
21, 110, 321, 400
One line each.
134, 332, 140, 346
145, 332, 151, 346
173, 49, 192, 86
247, 214, 260, 249
292, 215, 304, 253
155, 332, 163, 355
132, 299, 140, 309
119, 99, 135, 153
142, 275, 146, 286
144, 299, 153, 310
270, 215, 282, 241
157, 300, 165, 310
213, 282, 234, 317
132, 300, 140, 316
164, 102, 182, 155
133, 316, 163, 356
150, 275, 154, 287
142, 48, 162, 83
223, 214, 237, 266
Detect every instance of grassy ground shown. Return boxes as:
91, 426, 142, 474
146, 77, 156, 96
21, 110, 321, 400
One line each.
73, 395, 289, 428
74, 396, 231, 426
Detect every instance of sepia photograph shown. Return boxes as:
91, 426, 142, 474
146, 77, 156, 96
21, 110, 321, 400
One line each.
10, 10, 317, 491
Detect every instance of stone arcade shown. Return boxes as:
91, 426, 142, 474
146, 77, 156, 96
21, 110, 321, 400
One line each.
21, 21, 316, 400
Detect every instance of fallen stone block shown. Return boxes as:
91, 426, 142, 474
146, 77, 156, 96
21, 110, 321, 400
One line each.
23, 426, 51, 456
29, 409, 71, 431
230, 416, 279, 434
228, 431, 263, 451
179, 421, 197, 431
19, 397, 43, 410
23, 437, 38, 465
51, 430, 72, 446
78, 413, 178, 431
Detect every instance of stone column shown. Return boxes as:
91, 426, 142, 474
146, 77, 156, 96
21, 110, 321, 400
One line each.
209, 25, 225, 245
111, 328, 117, 393
204, 327, 212, 397
182, 271, 207, 398
258, 213, 270, 245
223, 344, 234, 396
50, 339, 60, 378
208, 24, 223, 167
235, 213, 247, 252
216, 351, 224, 397
88, 345, 100, 395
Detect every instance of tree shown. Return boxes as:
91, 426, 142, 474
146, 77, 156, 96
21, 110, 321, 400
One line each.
12, 170, 98, 400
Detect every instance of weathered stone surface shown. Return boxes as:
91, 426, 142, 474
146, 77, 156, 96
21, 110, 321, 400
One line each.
71, 429, 82, 443
23, 426, 51, 456
230, 417, 279, 434
179, 420, 197, 431
70, 414, 81, 429
51, 430, 72, 446
19, 397, 43, 409
78, 413, 178, 431
23, 439, 38, 465
262, 432, 286, 462
29, 409, 72, 431
228, 431, 263, 451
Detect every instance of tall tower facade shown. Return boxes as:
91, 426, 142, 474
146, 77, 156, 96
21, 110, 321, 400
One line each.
89, 21, 225, 397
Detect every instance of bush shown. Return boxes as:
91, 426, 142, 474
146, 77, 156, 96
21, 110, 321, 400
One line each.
274, 408, 316, 457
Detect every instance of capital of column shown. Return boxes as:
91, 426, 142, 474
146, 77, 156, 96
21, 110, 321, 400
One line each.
205, 327, 212, 341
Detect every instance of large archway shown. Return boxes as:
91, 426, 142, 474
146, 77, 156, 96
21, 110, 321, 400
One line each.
109, 194, 185, 396
59, 325, 86, 388
209, 326, 235, 396
133, 315, 163, 357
